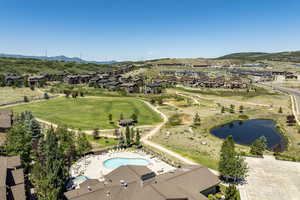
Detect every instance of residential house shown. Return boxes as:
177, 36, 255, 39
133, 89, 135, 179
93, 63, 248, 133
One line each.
118, 119, 135, 127
4, 74, 24, 87
64, 75, 81, 84
144, 83, 162, 94
120, 83, 140, 93
0, 110, 13, 133
28, 75, 46, 87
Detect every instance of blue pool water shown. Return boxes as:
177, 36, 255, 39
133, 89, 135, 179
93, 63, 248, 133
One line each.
73, 176, 89, 183
103, 157, 150, 168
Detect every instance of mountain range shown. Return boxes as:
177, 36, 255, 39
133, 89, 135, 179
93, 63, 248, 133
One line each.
0, 53, 117, 65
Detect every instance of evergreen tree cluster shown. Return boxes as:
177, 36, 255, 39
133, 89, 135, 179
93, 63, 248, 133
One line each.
118, 126, 141, 148
250, 136, 267, 156
5, 111, 92, 200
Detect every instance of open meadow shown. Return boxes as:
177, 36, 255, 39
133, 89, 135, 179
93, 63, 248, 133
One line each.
6, 97, 162, 130
0, 87, 43, 104
151, 87, 300, 170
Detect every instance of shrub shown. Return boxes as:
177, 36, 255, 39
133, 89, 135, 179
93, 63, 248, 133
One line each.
24, 96, 29, 102
44, 92, 49, 100
238, 115, 249, 120
168, 114, 182, 126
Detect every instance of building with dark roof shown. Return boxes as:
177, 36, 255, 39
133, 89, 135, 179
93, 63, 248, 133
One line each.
0, 110, 13, 133
0, 155, 26, 200
64, 165, 220, 200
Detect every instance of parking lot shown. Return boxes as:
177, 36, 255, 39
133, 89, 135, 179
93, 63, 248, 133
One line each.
239, 156, 300, 200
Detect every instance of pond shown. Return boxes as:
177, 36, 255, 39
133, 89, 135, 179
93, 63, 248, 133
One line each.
211, 119, 286, 152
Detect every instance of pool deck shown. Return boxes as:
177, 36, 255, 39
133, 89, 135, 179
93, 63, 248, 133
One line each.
70, 150, 175, 181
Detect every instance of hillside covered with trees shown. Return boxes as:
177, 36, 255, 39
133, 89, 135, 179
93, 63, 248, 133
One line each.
218, 50, 300, 62
0, 57, 115, 74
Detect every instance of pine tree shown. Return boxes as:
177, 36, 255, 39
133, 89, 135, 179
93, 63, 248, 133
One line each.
221, 106, 225, 113
230, 104, 235, 113
109, 113, 113, 122
24, 96, 29, 102
0, 74, 5, 86
5, 122, 32, 170
93, 128, 99, 139
278, 107, 283, 113
125, 126, 131, 147
44, 92, 49, 99
219, 136, 248, 182
130, 127, 135, 141
193, 113, 201, 126
239, 105, 244, 113
135, 129, 141, 146
76, 132, 92, 156
29, 119, 42, 138
225, 184, 240, 200
118, 131, 125, 148
250, 136, 267, 156
120, 113, 124, 120
131, 113, 138, 122
31, 128, 67, 200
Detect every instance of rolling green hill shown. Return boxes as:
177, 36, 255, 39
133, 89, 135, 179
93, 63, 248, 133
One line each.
0, 57, 115, 74
218, 51, 300, 62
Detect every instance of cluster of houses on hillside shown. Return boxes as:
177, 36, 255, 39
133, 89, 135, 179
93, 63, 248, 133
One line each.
1, 65, 136, 88
160, 70, 249, 89
2, 64, 299, 95
1, 64, 166, 94
89, 73, 165, 94
153, 63, 266, 68
229, 70, 298, 82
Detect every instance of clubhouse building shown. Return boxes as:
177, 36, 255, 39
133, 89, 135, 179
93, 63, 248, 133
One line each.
64, 165, 219, 200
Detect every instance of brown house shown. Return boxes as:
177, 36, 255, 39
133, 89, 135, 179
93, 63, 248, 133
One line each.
0, 110, 13, 133
118, 119, 135, 126
0, 155, 26, 200
64, 165, 220, 200
28, 75, 46, 87
120, 83, 140, 93
144, 83, 162, 94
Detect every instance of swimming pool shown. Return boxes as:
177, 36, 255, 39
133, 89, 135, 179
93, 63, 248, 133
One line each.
103, 157, 150, 168
72, 176, 90, 183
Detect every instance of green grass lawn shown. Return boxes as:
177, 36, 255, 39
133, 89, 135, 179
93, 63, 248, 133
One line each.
8, 97, 162, 130
159, 143, 219, 170
86, 135, 119, 147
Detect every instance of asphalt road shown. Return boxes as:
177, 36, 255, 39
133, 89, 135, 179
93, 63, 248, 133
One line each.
259, 82, 300, 114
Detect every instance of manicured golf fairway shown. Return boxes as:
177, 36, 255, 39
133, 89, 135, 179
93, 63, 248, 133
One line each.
9, 97, 162, 130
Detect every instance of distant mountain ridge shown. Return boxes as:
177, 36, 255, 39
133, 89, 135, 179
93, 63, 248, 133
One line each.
218, 50, 300, 62
0, 53, 117, 65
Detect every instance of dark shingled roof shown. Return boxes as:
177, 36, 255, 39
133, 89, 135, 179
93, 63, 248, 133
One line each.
0, 156, 26, 200
11, 184, 26, 200
64, 165, 220, 200
0, 110, 13, 129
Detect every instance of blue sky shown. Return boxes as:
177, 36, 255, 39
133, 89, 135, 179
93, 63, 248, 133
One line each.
0, 0, 300, 61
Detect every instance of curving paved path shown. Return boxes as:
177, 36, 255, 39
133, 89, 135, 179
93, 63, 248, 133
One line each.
140, 100, 199, 165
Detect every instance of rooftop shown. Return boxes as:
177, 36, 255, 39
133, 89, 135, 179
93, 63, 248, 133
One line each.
65, 165, 219, 200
